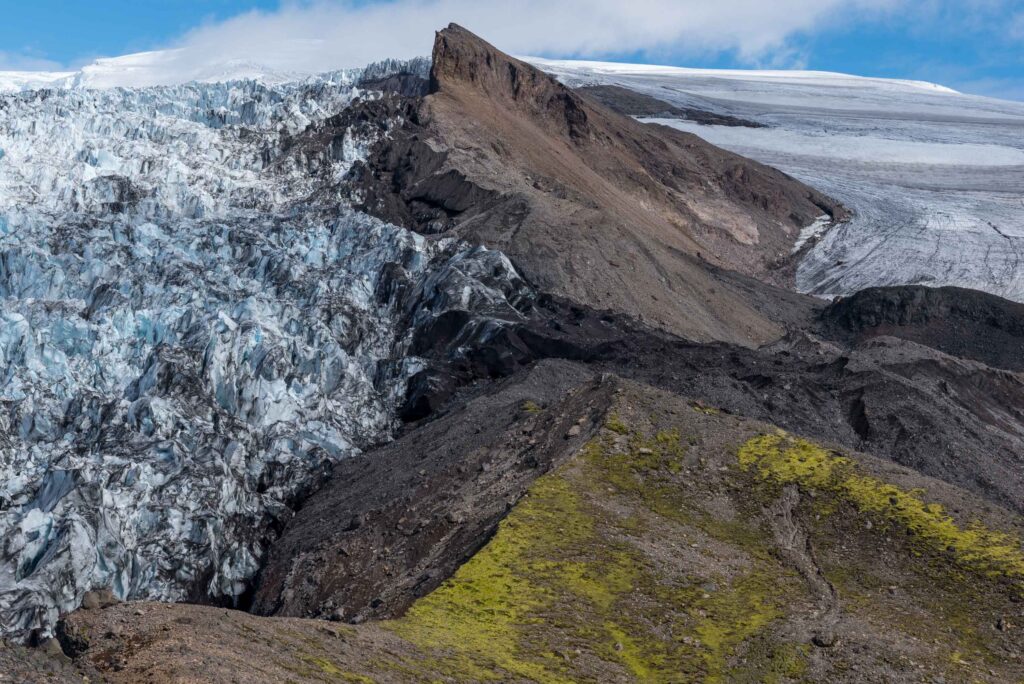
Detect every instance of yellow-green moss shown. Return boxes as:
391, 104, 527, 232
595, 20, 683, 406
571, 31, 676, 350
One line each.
387, 471, 660, 681
693, 572, 784, 683
584, 429, 686, 488
297, 655, 365, 680
739, 433, 1024, 588
583, 430, 765, 556
338, 674, 375, 684
389, 474, 584, 682
604, 413, 630, 435
522, 400, 543, 414
580, 428, 796, 680
725, 638, 811, 684
381, 424, 801, 682
603, 622, 661, 680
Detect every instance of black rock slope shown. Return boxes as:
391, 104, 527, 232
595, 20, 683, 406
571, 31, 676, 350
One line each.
819, 285, 1024, 372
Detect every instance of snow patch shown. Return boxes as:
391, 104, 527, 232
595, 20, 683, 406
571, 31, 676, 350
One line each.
792, 215, 833, 254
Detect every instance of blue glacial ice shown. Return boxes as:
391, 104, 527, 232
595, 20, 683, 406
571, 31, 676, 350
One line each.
0, 62, 531, 638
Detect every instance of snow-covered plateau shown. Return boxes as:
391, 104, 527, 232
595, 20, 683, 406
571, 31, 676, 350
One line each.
0, 60, 531, 639
531, 59, 1024, 302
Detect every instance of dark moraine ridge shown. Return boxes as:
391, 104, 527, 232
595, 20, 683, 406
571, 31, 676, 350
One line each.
819, 285, 1024, 372
576, 83, 765, 127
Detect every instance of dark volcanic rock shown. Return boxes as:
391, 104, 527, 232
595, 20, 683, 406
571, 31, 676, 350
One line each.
577, 84, 765, 127
819, 285, 1024, 372
252, 360, 615, 621
386, 292, 1024, 516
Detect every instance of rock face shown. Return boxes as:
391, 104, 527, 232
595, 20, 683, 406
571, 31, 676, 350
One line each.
350, 24, 845, 346
819, 285, 1024, 371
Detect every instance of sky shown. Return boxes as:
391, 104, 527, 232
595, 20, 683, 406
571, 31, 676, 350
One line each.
0, 0, 1022, 99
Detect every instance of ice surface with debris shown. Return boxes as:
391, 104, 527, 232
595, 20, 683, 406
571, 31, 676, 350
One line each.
532, 58, 1024, 302
0, 59, 530, 639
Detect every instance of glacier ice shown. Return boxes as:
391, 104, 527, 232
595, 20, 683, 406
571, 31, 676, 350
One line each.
0, 62, 530, 639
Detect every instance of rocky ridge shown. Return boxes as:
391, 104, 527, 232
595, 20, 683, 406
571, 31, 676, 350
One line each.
347, 24, 846, 346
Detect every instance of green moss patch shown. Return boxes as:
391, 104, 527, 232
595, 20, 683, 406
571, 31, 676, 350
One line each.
384, 420, 800, 682
739, 433, 1024, 589
521, 400, 544, 414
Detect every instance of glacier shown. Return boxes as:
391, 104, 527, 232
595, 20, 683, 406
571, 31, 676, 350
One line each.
0, 62, 531, 639
531, 59, 1024, 303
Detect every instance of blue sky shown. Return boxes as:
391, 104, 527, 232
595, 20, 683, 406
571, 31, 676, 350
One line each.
1, 0, 1022, 100
0, 1, 282, 68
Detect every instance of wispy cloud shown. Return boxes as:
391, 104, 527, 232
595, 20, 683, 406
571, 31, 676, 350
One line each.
0, 51, 68, 72
161, 0, 902, 75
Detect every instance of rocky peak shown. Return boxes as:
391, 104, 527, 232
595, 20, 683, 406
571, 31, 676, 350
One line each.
429, 23, 591, 139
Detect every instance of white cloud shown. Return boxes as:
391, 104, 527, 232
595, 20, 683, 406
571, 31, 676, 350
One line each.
1010, 12, 1024, 39
0, 51, 68, 72
158, 0, 903, 77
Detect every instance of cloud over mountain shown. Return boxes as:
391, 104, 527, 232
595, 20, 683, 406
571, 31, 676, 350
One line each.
164, 0, 901, 75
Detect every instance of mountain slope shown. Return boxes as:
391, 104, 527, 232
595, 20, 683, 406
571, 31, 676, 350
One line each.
531, 58, 1024, 304
350, 24, 844, 346
61, 369, 1024, 682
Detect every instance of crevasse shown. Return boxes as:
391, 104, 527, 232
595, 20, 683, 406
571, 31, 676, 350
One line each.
0, 61, 531, 639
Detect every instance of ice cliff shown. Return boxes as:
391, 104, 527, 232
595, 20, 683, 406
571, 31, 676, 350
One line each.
0, 62, 528, 639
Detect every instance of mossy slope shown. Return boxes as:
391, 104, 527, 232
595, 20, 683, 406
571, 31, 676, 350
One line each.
66, 385, 1024, 683
387, 424, 801, 683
